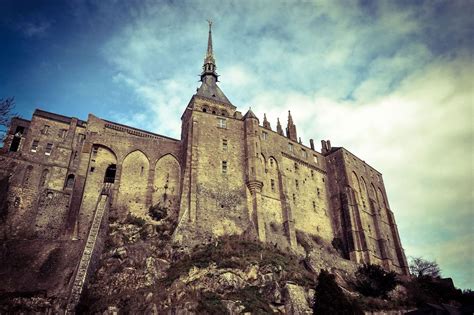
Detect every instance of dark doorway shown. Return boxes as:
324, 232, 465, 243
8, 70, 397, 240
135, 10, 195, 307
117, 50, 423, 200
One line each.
104, 164, 116, 183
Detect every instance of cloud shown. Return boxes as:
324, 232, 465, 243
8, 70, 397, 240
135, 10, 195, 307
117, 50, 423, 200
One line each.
16, 20, 51, 38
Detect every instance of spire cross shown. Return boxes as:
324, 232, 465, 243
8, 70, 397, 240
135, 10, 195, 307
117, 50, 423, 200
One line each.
207, 19, 213, 31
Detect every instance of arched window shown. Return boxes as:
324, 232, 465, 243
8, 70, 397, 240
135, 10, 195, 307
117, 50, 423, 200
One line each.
39, 169, 49, 187
104, 164, 116, 183
65, 174, 75, 189
22, 165, 33, 186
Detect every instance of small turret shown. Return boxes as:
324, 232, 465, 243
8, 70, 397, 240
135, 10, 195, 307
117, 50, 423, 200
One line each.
243, 108, 258, 121
276, 118, 284, 135
263, 113, 271, 130
286, 110, 297, 141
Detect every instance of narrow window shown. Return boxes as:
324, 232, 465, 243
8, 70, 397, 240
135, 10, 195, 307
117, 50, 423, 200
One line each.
317, 188, 321, 197
288, 143, 293, 152
311, 170, 314, 178
262, 131, 268, 140
203, 108, 207, 113
313, 155, 318, 163
58, 129, 67, 138
39, 169, 49, 187
294, 162, 298, 172
295, 179, 299, 190
78, 133, 85, 143
222, 161, 227, 174
45, 143, 53, 156
42, 125, 50, 135
31, 140, 39, 152
292, 193, 296, 203
270, 159, 274, 167
222, 139, 228, 150
23, 165, 33, 186
217, 118, 227, 128
65, 174, 75, 189
271, 179, 275, 191
313, 201, 316, 210
302, 149, 307, 158
140, 166, 144, 176
92, 146, 98, 155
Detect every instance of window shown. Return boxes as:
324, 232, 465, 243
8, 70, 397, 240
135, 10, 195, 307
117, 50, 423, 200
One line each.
31, 140, 39, 152
271, 179, 275, 191
222, 139, 228, 151
202, 107, 207, 113
288, 143, 293, 152
59, 129, 67, 138
292, 193, 296, 203
311, 170, 314, 179
270, 159, 274, 167
41, 125, 50, 135
317, 188, 321, 197
23, 165, 33, 186
313, 155, 318, 163
65, 174, 75, 189
222, 161, 227, 174
294, 162, 298, 172
78, 133, 85, 143
45, 143, 53, 156
313, 201, 316, 211
217, 118, 227, 128
302, 149, 307, 158
39, 169, 49, 187
92, 146, 98, 155
262, 131, 268, 140
295, 179, 299, 190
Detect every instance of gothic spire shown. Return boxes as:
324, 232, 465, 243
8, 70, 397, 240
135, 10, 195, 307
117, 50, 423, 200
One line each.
276, 118, 284, 135
263, 113, 271, 130
201, 20, 217, 82
286, 110, 297, 141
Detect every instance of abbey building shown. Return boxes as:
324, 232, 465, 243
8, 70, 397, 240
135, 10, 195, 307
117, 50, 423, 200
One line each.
0, 24, 408, 275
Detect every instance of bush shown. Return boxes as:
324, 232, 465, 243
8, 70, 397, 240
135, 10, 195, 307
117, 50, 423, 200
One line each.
354, 264, 398, 298
149, 204, 168, 221
313, 269, 362, 315
125, 213, 146, 227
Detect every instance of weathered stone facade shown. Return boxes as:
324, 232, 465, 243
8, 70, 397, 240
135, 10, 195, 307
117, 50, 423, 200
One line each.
0, 24, 408, 277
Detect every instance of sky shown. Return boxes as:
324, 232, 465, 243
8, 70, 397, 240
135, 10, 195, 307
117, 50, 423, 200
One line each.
0, 0, 473, 289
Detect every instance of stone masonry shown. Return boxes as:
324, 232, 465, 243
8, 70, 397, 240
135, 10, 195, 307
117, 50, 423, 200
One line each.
0, 23, 409, 278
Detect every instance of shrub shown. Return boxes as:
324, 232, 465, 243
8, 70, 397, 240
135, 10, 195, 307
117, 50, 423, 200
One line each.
354, 264, 398, 298
149, 204, 168, 221
125, 213, 146, 227
313, 269, 362, 315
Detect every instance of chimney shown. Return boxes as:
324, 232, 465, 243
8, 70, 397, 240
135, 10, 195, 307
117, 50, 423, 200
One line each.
321, 140, 327, 154
310, 139, 314, 150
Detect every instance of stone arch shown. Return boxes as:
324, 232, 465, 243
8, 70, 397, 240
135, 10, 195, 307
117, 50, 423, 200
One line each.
151, 154, 181, 221
268, 156, 279, 170
360, 176, 369, 210
22, 165, 33, 186
351, 171, 361, 204
260, 153, 267, 168
117, 150, 150, 219
79, 144, 118, 237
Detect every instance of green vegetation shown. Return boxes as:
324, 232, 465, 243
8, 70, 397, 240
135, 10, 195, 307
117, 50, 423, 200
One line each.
353, 264, 398, 298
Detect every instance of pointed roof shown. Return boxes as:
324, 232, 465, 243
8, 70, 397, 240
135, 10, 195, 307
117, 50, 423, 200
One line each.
243, 108, 258, 120
276, 118, 284, 135
196, 21, 233, 106
263, 113, 271, 129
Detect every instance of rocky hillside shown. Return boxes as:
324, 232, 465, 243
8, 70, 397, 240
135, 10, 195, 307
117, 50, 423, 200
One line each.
75, 214, 408, 314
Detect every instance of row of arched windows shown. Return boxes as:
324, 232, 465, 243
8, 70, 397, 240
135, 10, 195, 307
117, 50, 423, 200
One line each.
202, 105, 228, 117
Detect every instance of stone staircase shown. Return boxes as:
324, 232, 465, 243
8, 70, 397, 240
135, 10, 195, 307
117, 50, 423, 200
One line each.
65, 183, 113, 313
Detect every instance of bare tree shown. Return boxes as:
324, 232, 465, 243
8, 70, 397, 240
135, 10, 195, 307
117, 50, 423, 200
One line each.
0, 97, 16, 141
409, 256, 441, 278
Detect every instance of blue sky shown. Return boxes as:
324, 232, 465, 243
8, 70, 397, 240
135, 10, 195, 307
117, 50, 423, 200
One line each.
1, 0, 473, 289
